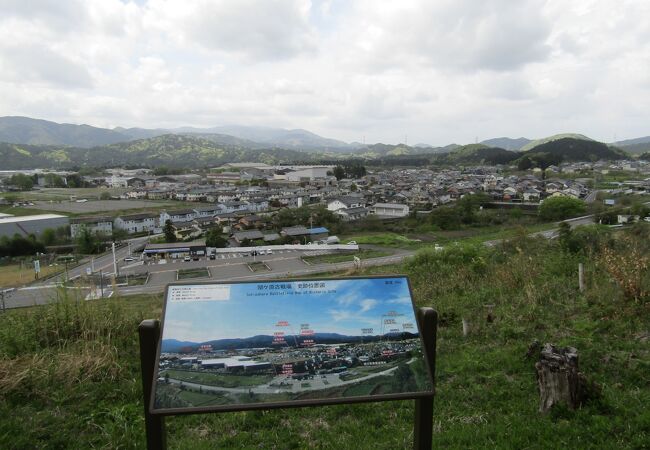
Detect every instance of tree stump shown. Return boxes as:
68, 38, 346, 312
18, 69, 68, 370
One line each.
535, 343, 588, 413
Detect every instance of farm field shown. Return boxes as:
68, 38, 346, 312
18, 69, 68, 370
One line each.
0, 262, 62, 288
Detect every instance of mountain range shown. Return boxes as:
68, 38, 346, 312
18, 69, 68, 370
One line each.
161, 331, 419, 353
0, 116, 644, 169
0, 116, 356, 152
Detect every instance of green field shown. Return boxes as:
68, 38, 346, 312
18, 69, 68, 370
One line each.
248, 261, 270, 272
0, 225, 649, 448
177, 267, 210, 280
341, 232, 422, 248
163, 369, 274, 388
302, 249, 392, 264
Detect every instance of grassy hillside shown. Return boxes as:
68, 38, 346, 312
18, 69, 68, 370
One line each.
0, 225, 648, 448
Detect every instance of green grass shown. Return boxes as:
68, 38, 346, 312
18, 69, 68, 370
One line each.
341, 232, 422, 248
176, 388, 230, 407
0, 205, 59, 216
163, 369, 274, 388
248, 261, 270, 272
302, 249, 392, 264
177, 268, 210, 280
0, 227, 649, 448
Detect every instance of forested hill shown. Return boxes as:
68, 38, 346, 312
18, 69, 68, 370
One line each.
0, 134, 631, 170
433, 144, 519, 165
522, 137, 627, 162
0, 135, 321, 169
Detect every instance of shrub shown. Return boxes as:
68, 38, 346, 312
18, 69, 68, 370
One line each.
539, 197, 586, 221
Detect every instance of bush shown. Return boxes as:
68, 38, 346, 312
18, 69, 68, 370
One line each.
539, 197, 586, 221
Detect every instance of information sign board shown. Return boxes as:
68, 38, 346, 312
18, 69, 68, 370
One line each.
150, 276, 433, 415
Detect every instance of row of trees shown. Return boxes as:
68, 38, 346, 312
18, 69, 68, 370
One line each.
4, 172, 89, 191
0, 234, 45, 257
330, 164, 367, 180
426, 194, 588, 231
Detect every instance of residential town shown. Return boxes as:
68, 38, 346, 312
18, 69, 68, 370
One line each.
2, 160, 650, 243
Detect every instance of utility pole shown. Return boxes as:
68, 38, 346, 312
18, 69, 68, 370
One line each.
91, 257, 95, 273
112, 242, 119, 277
100, 269, 104, 298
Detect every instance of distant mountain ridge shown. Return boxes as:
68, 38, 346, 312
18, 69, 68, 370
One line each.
161, 331, 419, 353
0, 116, 639, 169
0, 116, 358, 152
480, 137, 531, 151
0, 116, 132, 147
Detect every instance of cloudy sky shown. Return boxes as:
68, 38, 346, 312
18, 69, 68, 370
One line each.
162, 278, 415, 343
1, 0, 648, 145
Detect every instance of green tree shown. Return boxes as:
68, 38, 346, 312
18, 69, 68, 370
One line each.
205, 228, 227, 248
517, 156, 533, 171
77, 226, 100, 254
332, 165, 345, 180
99, 191, 112, 200
44, 173, 66, 187
163, 220, 177, 243
8, 173, 34, 190
539, 197, 586, 221
456, 193, 490, 224
66, 173, 85, 188
41, 228, 57, 246
430, 206, 461, 230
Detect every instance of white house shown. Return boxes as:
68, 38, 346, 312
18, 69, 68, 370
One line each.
160, 209, 197, 224
327, 196, 365, 212
335, 206, 369, 221
114, 213, 157, 234
371, 203, 410, 218
70, 216, 113, 238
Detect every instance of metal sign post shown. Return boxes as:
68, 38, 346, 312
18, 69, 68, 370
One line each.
34, 259, 41, 280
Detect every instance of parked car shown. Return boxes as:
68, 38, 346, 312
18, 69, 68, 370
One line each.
209, 254, 216, 260
192, 255, 199, 261
123, 256, 135, 262
266, 249, 273, 255
159, 259, 167, 264
347, 241, 357, 245
259, 250, 266, 255
183, 256, 191, 262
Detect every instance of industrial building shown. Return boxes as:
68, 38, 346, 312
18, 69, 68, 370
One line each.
142, 240, 206, 258
200, 356, 272, 373
0, 214, 69, 238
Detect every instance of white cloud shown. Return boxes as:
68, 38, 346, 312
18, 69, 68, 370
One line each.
0, 0, 649, 143
359, 299, 377, 313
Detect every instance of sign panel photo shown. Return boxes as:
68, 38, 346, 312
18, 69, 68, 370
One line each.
151, 276, 433, 414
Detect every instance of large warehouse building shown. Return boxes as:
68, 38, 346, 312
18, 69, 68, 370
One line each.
0, 214, 69, 239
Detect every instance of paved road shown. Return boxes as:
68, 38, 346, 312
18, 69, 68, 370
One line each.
3, 246, 414, 309
484, 215, 595, 247
164, 360, 408, 396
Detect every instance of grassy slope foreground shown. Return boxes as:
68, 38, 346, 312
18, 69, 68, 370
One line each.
0, 226, 649, 448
